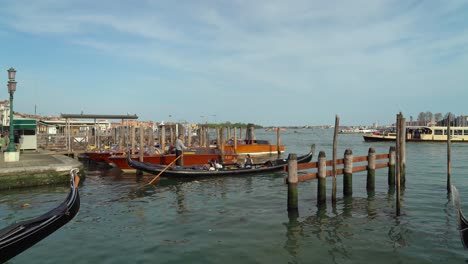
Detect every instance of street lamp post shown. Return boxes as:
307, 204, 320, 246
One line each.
0, 111, 3, 134
6, 67, 17, 152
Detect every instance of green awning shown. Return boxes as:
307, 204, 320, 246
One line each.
13, 119, 37, 130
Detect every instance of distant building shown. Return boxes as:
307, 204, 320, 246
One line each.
0, 99, 10, 131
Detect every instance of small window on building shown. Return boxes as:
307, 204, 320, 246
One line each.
435, 129, 443, 135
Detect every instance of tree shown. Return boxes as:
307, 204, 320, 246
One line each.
425, 111, 433, 123
417, 112, 426, 125
434, 113, 443, 122
443, 112, 454, 126
461, 115, 467, 126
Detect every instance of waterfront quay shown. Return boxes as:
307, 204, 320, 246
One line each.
0, 151, 83, 190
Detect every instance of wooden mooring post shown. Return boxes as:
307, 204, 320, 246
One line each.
447, 114, 452, 193
277, 127, 281, 158
118, 126, 124, 151
388, 146, 396, 187
234, 127, 238, 153
317, 151, 327, 206
396, 113, 405, 216
400, 114, 406, 186
198, 125, 204, 147
113, 127, 117, 145
188, 126, 192, 146
343, 149, 353, 197
246, 123, 255, 142
287, 154, 298, 212
367, 147, 376, 192
139, 125, 144, 162
161, 124, 166, 152
220, 127, 225, 162
131, 125, 136, 155
332, 115, 339, 204
147, 126, 154, 152
170, 126, 175, 146
137, 125, 144, 176
205, 127, 210, 148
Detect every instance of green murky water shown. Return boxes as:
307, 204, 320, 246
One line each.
1, 129, 467, 263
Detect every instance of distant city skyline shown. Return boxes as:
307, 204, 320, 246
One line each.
0, 1, 467, 126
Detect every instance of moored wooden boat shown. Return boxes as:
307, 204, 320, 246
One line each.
109, 148, 238, 172
127, 146, 314, 178
0, 169, 81, 262
84, 151, 113, 163
215, 139, 285, 157
364, 126, 468, 142
451, 185, 468, 249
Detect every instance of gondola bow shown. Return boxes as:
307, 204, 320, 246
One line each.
0, 168, 81, 262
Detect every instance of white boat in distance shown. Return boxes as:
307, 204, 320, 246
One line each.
363, 126, 468, 142
339, 127, 378, 134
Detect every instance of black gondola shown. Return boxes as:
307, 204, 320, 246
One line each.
451, 185, 468, 249
0, 168, 81, 262
128, 145, 315, 178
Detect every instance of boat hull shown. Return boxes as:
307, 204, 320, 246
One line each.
363, 135, 398, 142
127, 146, 314, 178
364, 135, 468, 142
84, 152, 112, 162
0, 169, 80, 262
451, 185, 468, 249
109, 152, 238, 171
223, 144, 285, 156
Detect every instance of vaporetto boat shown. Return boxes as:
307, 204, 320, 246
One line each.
363, 126, 468, 142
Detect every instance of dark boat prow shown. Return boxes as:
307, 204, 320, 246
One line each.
0, 168, 81, 262
451, 185, 468, 249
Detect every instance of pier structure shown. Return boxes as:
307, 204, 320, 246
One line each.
286, 146, 399, 211
60, 113, 138, 154
285, 113, 406, 215
38, 119, 282, 163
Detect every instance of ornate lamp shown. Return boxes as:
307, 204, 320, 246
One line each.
6, 68, 17, 152
7, 67, 16, 80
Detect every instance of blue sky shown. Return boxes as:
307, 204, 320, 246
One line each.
0, 0, 467, 126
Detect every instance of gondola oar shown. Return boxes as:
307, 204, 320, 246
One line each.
145, 154, 183, 186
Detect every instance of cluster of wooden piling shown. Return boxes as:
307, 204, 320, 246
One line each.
41, 122, 263, 157
286, 147, 398, 210
150, 124, 254, 152
287, 113, 407, 215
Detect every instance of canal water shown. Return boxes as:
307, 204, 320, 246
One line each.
1, 128, 467, 263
